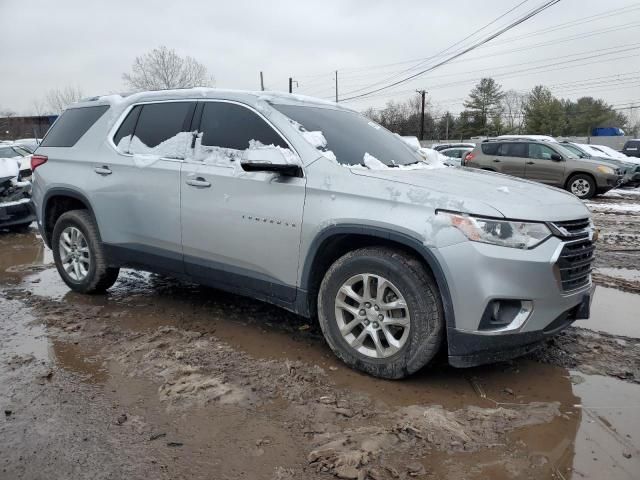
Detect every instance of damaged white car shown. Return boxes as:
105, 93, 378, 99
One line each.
0, 155, 34, 231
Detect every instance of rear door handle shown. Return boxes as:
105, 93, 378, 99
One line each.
526, 161, 535, 165
493, 159, 501, 163
186, 177, 211, 188
94, 166, 112, 176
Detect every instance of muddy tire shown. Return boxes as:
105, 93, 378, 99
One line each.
52, 209, 119, 294
317, 247, 444, 379
567, 173, 596, 200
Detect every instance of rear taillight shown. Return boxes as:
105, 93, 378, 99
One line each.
31, 154, 48, 171
463, 152, 475, 165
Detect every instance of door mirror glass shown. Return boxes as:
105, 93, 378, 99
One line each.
241, 146, 302, 176
550, 153, 563, 161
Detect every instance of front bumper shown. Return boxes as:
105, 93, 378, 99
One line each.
435, 236, 594, 367
0, 199, 35, 228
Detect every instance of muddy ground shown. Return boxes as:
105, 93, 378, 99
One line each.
1, 190, 640, 480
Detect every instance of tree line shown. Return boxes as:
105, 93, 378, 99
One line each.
364, 77, 633, 140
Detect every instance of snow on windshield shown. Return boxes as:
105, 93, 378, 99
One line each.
356, 152, 444, 171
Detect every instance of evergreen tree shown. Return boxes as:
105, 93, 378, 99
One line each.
462, 78, 504, 136
523, 86, 565, 135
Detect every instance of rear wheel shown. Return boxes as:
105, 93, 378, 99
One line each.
52, 210, 119, 293
567, 173, 596, 199
317, 247, 444, 379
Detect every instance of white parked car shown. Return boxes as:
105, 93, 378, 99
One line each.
0, 143, 33, 178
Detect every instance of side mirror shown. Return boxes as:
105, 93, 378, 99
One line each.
550, 153, 563, 161
240, 147, 302, 177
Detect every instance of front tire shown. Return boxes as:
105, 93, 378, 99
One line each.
567, 173, 596, 199
52, 209, 119, 293
317, 247, 444, 379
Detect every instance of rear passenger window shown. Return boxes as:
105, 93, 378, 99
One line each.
127, 102, 195, 159
481, 143, 499, 155
199, 102, 288, 150
40, 105, 109, 147
498, 143, 527, 157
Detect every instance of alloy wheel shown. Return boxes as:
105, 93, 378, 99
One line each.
59, 226, 91, 281
334, 273, 411, 358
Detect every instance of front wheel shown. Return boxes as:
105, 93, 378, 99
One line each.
317, 247, 444, 379
567, 173, 596, 200
52, 209, 119, 293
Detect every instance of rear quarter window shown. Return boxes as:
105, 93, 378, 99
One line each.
40, 105, 109, 147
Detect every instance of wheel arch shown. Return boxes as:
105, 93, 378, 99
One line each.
42, 188, 99, 248
298, 225, 455, 331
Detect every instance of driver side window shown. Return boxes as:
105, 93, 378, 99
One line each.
528, 144, 556, 160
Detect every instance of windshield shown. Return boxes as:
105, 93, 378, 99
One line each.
272, 104, 422, 166
562, 143, 588, 158
553, 144, 580, 159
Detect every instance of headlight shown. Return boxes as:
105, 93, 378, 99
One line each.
596, 165, 615, 175
440, 212, 551, 249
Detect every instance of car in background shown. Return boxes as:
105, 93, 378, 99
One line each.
12, 138, 40, 153
431, 142, 475, 152
589, 144, 633, 161
0, 143, 33, 179
439, 146, 473, 166
497, 134, 557, 143
622, 139, 640, 158
0, 155, 34, 232
560, 141, 640, 188
464, 139, 623, 199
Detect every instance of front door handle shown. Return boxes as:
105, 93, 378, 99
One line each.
493, 159, 501, 163
186, 177, 211, 188
94, 166, 112, 176
526, 161, 535, 165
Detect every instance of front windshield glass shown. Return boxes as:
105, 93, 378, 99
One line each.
272, 104, 422, 166
553, 144, 580, 159
561, 144, 587, 157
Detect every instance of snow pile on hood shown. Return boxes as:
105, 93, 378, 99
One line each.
418, 148, 448, 169
357, 152, 444, 171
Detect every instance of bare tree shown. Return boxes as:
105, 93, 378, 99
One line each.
123, 46, 214, 91
45, 86, 84, 113
501, 89, 526, 134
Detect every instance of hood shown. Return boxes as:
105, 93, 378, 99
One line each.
350, 166, 590, 221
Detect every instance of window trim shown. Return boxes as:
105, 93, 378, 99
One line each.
107, 98, 300, 164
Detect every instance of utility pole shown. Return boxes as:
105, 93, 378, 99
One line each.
335, 71, 338, 103
445, 114, 449, 141
260, 71, 264, 91
289, 77, 293, 94
416, 89, 427, 141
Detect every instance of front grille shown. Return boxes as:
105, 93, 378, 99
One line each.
549, 218, 591, 239
557, 238, 594, 292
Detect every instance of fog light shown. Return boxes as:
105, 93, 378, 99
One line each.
478, 299, 532, 333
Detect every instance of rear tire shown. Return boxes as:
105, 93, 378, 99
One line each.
567, 173, 596, 199
52, 209, 119, 293
317, 247, 444, 379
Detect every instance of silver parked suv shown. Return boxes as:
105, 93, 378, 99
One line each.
32, 89, 596, 378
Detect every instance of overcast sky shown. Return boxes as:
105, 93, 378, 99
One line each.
1, 0, 639, 118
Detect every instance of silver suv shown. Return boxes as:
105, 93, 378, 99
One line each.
32, 89, 596, 379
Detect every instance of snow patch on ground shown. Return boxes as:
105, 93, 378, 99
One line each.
586, 201, 640, 213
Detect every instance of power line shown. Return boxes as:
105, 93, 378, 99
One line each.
339, 0, 563, 102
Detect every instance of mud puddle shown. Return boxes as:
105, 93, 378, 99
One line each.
577, 286, 640, 338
